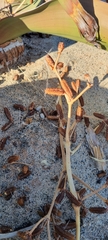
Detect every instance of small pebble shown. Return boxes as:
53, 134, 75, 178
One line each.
39, 113, 45, 119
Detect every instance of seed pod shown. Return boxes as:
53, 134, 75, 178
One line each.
7, 155, 20, 163
65, 190, 81, 206
13, 104, 26, 111
56, 103, 64, 119
17, 196, 26, 207
47, 115, 59, 120
55, 191, 65, 204
13, 74, 19, 81
76, 106, 84, 122
58, 177, 65, 189
79, 95, 84, 106
18, 169, 31, 180
78, 188, 86, 199
105, 126, 108, 141
4, 107, 13, 122
52, 205, 62, 217
22, 165, 29, 174
1, 121, 13, 131
57, 62, 64, 69
28, 102, 35, 111
41, 108, 48, 117
70, 128, 77, 143
0, 136, 10, 150
45, 54, 55, 69
45, 88, 65, 96
89, 207, 107, 214
61, 79, 73, 100
3, 187, 16, 200
54, 225, 74, 240
58, 42, 64, 53
60, 220, 76, 230
84, 117, 90, 127
60, 66, 68, 78
84, 73, 90, 81
95, 121, 105, 134
56, 145, 62, 159
93, 112, 105, 119
58, 127, 66, 137
71, 80, 80, 93
97, 170, 106, 178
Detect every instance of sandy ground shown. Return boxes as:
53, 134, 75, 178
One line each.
0, 34, 108, 240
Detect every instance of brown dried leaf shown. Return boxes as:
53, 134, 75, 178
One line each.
7, 155, 20, 163
79, 96, 84, 106
78, 188, 86, 199
57, 62, 64, 69
65, 190, 81, 206
17, 231, 30, 240
47, 115, 59, 120
80, 207, 88, 218
60, 219, 76, 230
58, 127, 66, 137
58, 177, 66, 189
22, 165, 29, 174
3, 187, 16, 200
93, 112, 105, 119
55, 191, 65, 203
89, 207, 107, 214
76, 106, 84, 122
18, 170, 31, 180
95, 121, 105, 134
28, 102, 35, 111
61, 79, 73, 99
56, 145, 62, 159
17, 196, 26, 207
4, 107, 13, 122
52, 205, 62, 217
13, 104, 26, 111
97, 170, 106, 178
84, 117, 90, 127
55, 225, 75, 240
56, 103, 64, 119
25, 118, 33, 125
0, 225, 12, 233
71, 81, 77, 93
45, 88, 65, 96
1, 121, 13, 131
58, 42, 64, 53
105, 126, 108, 141
45, 54, 55, 69
0, 136, 10, 150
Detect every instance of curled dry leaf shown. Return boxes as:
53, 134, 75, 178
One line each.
65, 190, 81, 206
56, 145, 62, 159
45, 54, 55, 69
95, 121, 105, 134
54, 224, 74, 240
45, 88, 65, 96
3, 187, 16, 200
4, 107, 13, 122
1, 121, 13, 131
58, 42, 64, 54
89, 207, 108, 214
18, 167, 31, 180
93, 112, 105, 119
7, 155, 20, 163
13, 104, 27, 111
56, 103, 64, 119
58, 127, 66, 137
61, 79, 73, 100
0, 136, 10, 150
105, 126, 108, 141
0, 225, 12, 233
17, 196, 26, 207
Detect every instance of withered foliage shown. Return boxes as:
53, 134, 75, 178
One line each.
45, 88, 65, 96
89, 207, 108, 214
54, 224, 75, 240
13, 104, 27, 111
1, 121, 13, 131
0, 136, 10, 150
45, 54, 55, 70
61, 79, 73, 100
65, 190, 82, 206
95, 121, 105, 134
55, 191, 65, 204
17, 196, 26, 207
56, 103, 64, 119
4, 107, 13, 122
18, 166, 31, 180
7, 155, 20, 163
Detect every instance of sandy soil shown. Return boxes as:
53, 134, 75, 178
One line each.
0, 34, 108, 240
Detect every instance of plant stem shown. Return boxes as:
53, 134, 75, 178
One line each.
75, 207, 80, 240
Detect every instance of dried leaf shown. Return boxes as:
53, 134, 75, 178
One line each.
4, 107, 13, 122
18, 170, 31, 180
65, 190, 81, 206
55, 191, 65, 203
0, 225, 12, 233
95, 121, 105, 134
3, 187, 16, 200
0, 136, 10, 150
52, 205, 62, 217
7, 155, 20, 163
17, 196, 26, 207
97, 170, 106, 178
79, 96, 84, 106
60, 220, 76, 230
58, 127, 66, 137
57, 62, 64, 69
78, 188, 86, 199
61, 79, 73, 99
17, 231, 30, 240
56, 145, 62, 159
93, 112, 105, 119
13, 104, 27, 111
22, 165, 29, 174
56, 103, 64, 119
60, 66, 68, 78
45, 54, 55, 69
84, 117, 90, 127
80, 207, 88, 218
105, 126, 108, 141
55, 225, 74, 240
45, 88, 65, 96
13, 74, 19, 81
47, 115, 59, 120
25, 118, 33, 124
58, 42, 64, 53
32, 225, 44, 237
89, 207, 107, 214
28, 102, 35, 111
71, 80, 80, 93
76, 106, 84, 122
58, 177, 66, 189
1, 121, 13, 131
